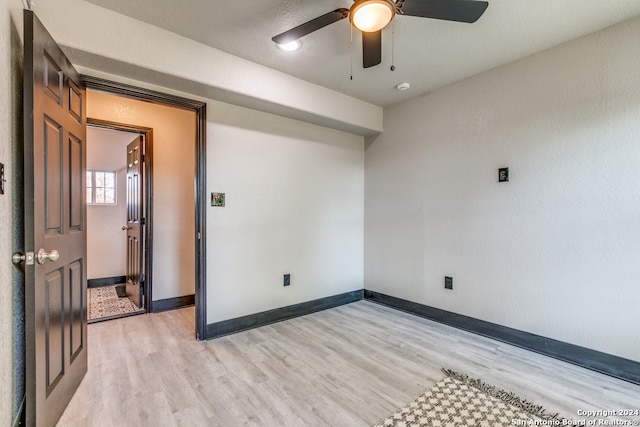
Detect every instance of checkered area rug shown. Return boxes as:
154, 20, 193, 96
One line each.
375, 369, 564, 427
88, 285, 144, 323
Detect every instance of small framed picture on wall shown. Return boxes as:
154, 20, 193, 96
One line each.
211, 192, 225, 207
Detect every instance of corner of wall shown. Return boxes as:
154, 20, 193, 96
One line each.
1, 1, 26, 425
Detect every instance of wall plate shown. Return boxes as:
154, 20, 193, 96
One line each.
445, 276, 453, 290
498, 167, 509, 182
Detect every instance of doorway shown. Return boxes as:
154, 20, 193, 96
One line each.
83, 76, 207, 339
85, 123, 150, 322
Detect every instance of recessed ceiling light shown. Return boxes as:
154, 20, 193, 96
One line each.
276, 40, 301, 51
396, 82, 411, 91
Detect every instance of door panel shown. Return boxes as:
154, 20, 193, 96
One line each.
126, 136, 144, 308
44, 268, 64, 393
69, 260, 84, 361
44, 117, 63, 233
24, 10, 87, 427
69, 135, 83, 231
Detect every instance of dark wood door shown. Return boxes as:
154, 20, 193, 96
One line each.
125, 136, 144, 308
23, 10, 87, 427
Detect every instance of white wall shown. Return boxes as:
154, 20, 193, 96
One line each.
87, 91, 196, 301
207, 100, 364, 323
86, 127, 136, 280
365, 16, 640, 362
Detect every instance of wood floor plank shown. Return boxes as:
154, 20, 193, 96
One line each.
57, 301, 640, 426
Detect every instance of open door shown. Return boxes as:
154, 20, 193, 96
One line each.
125, 136, 144, 308
21, 10, 87, 427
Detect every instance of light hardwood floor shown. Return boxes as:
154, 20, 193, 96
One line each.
57, 301, 640, 426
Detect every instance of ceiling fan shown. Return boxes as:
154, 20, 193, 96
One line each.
272, 0, 489, 68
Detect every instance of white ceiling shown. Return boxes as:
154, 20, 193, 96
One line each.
85, 0, 640, 108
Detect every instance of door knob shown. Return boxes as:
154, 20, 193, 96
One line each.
37, 248, 59, 264
122, 226, 130, 230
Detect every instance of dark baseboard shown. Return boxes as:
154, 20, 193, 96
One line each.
364, 290, 640, 386
151, 294, 195, 313
206, 289, 364, 340
87, 276, 126, 288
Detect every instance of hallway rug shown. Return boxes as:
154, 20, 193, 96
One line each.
374, 368, 566, 426
88, 285, 145, 323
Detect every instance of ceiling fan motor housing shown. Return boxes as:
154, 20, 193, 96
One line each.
349, 0, 397, 32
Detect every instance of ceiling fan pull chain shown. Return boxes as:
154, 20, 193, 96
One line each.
350, 24, 354, 80
391, 18, 396, 71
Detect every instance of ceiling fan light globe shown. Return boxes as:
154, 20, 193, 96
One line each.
276, 40, 301, 51
350, 0, 395, 32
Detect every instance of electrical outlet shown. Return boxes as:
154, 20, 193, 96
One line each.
283, 274, 291, 287
445, 276, 453, 290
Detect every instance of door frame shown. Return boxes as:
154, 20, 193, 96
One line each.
83, 75, 208, 340
87, 119, 154, 311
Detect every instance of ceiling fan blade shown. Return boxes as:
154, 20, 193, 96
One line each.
362, 30, 382, 68
399, 0, 488, 23
272, 8, 349, 45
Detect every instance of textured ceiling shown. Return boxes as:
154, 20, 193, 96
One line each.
84, 0, 640, 107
